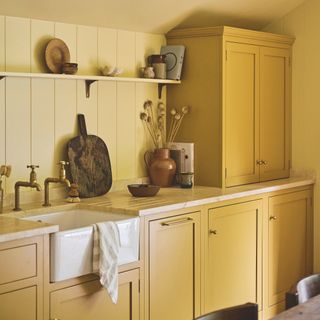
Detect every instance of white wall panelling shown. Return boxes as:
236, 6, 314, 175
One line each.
0, 16, 5, 71
117, 30, 136, 77
31, 78, 55, 185
5, 16, 30, 72
116, 82, 136, 180
30, 19, 54, 73
0, 15, 166, 197
5, 77, 31, 192
97, 81, 117, 180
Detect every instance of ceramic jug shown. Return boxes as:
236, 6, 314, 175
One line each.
144, 148, 176, 187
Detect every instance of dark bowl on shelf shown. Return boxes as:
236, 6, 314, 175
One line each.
62, 62, 78, 75
127, 184, 160, 197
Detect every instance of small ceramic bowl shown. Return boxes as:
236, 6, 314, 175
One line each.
62, 62, 78, 75
127, 184, 160, 197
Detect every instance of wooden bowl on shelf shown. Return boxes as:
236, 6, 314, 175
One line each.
127, 184, 160, 197
62, 62, 78, 75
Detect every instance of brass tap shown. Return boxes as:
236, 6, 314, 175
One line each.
43, 161, 71, 207
14, 165, 42, 211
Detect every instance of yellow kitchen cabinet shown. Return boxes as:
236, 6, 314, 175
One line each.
265, 189, 313, 318
204, 200, 262, 313
166, 26, 294, 188
147, 211, 201, 320
50, 269, 139, 320
0, 236, 44, 320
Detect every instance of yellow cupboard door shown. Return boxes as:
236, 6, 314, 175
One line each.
149, 212, 200, 320
0, 286, 37, 320
205, 201, 261, 313
225, 42, 260, 187
260, 47, 291, 181
268, 190, 311, 306
50, 269, 139, 320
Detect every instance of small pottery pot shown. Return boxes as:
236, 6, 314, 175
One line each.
141, 66, 155, 79
144, 148, 176, 187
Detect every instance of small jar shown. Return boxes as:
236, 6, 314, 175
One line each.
141, 67, 155, 79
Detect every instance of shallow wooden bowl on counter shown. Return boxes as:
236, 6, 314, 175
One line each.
127, 184, 160, 197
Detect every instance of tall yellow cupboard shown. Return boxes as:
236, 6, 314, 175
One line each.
166, 26, 294, 188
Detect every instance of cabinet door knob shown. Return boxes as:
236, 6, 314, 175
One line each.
256, 160, 263, 165
261, 160, 268, 165
269, 216, 277, 221
209, 229, 217, 235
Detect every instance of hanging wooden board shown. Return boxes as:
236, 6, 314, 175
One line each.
67, 114, 112, 198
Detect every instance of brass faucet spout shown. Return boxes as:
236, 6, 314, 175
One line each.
43, 161, 71, 207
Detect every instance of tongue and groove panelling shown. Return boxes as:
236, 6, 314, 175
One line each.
0, 15, 165, 195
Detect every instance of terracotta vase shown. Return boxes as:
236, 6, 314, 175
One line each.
144, 148, 176, 187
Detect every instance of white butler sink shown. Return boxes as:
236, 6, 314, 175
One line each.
23, 209, 139, 282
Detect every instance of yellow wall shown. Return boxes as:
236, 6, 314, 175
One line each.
264, 0, 320, 270
0, 16, 165, 196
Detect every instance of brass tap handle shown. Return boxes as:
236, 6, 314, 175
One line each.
27, 165, 39, 183
58, 161, 69, 166
27, 165, 39, 170
58, 161, 69, 179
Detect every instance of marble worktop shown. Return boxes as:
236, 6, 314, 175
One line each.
0, 176, 315, 243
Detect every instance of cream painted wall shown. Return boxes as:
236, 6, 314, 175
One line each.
0, 15, 165, 197
264, 0, 320, 271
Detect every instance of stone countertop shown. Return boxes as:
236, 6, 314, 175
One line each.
80, 176, 315, 216
0, 176, 315, 243
0, 215, 58, 243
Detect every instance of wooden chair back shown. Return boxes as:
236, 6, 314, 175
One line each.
194, 303, 258, 320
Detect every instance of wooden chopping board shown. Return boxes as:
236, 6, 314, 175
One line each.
67, 114, 112, 198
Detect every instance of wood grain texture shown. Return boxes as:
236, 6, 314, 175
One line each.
271, 294, 320, 320
67, 114, 112, 197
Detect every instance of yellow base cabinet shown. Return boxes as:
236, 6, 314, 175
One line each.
147, 211, 201, 320
50, 269, 140, 320
0, 236, 44, 320
166, 26, 294, 188
264, 188, 313, 318
204, 200, 262, 313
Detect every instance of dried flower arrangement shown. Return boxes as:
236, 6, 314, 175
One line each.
140, 100, 165, 148
167, 106, 190, 143
140, 100, 190, 148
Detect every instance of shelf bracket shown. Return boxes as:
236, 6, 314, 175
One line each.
85, 80, 97, 98
158, 83, 166, 99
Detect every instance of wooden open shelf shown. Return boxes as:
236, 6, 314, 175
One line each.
0, 72, 181, 98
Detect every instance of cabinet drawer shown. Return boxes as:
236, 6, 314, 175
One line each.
0, 286, 37, 320
0, 244, 37, 285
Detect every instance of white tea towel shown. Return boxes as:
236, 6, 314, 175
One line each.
92, 221, 120, 304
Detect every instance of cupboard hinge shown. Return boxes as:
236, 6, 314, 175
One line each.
138, 279, 140, 293
288, 57, 291, 67
225, 168, 227, 178
288, 160, 291, 169
225, 50, 228, 61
